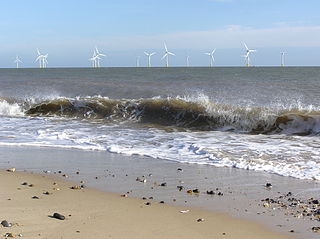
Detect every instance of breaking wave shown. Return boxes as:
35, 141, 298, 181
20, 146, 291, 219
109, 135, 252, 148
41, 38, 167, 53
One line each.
21, 96, 320, 136
1, 95, 320, 136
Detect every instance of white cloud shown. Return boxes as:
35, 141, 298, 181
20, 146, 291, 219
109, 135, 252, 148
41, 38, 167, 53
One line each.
88, 25, 320, 50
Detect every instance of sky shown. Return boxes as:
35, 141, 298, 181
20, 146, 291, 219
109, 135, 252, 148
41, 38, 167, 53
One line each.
1, 0, 320, 67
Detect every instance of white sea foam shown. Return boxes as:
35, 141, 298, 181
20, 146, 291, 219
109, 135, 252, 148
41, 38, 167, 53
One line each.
0, 113, 319, 181
0, 100, 24, 116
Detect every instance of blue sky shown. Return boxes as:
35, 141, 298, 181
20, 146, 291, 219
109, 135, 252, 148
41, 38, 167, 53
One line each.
1, 0, 320, 67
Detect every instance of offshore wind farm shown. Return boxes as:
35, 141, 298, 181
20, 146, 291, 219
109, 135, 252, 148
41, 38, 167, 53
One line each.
8, 43, 289, 68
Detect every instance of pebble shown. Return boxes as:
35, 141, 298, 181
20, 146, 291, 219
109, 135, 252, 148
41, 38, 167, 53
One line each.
145, 202, 151, 206
4, 232, 14, 238
53, 213, 65, 220
121, 194, 128, 197
21, 182, 28, 186
6, 168, 16, 172
160, 182, 167, 187
32, 196, 39, 199
192, 189, 199, 193
70, 185, 81, 190
312, 227, 320, 233
265, 183, 272, 189
197, 218, 204, 222
43, 191, 50, 195
206, 190, 215, 195
1, 220, 12, 227
177, 186, 184, 191
159, 201, 165, 204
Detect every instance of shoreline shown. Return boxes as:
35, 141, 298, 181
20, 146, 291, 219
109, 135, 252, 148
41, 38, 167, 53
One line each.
0, 146, 319, 238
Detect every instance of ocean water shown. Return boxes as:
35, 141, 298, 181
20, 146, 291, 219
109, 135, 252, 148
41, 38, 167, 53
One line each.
0, 67, 320, 180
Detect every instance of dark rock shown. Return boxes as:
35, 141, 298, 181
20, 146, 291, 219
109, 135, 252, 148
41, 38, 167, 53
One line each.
312, 199, 319, 204
265, 183, 272, 188
217, 192, 224, 196
177, 168, 183, 171
32, 196, 39, 199
53, 212, 65, 220
149, 197, 153, 200
160, 182, 167, 187
21, 182, 28, 186
312, 227, 320, 233
159, 201, 165, 204
43, 192, 50, 195
177, 186, 184, 191
206, 190, 215, 195
192, 189, 199, 193
145, 202, 151, 206
1, 220, 12, 227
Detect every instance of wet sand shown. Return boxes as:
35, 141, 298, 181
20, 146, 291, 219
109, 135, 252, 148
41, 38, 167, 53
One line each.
0, 146, 319, 238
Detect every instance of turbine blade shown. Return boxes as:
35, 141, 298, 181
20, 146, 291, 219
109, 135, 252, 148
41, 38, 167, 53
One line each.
168, 52, 175, 56
212, 49, 216, 54
161, 53, 167, 60
243, 43, 249, 50
164, 43, 168, 52
144, 52, 149, 56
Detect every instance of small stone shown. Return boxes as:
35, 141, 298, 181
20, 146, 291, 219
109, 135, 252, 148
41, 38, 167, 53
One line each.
197, 218, 204, 222
28, 184, 34, 187
43, 191, 50, 195
312, 199, 319, 204
53, 212, 65, 220
76, 171, 80, 175
142, 197, 147, 200
121, 194, 128, 197
206, 190, 215, 195
312, 227, 320, 233
62, 174, 68, 178
1, 220, 12, 227
21, 182, 28, 186
265, 183, 272, 188
159, 201, 165, 204
149, 197, 153, 199
145, 202, 151, 206
70, 185, 81, 190
7, 168, 16, 172
217, 192, 224, 196
177, 168, 183, 172
160, 182, 167, 187
177, 186, 184, 191
4, 232, 14, 237
193, 189, 199, 193
187, 190, 193, 194
32, 196, 39, 199
289, 230, 294, 233
58, 171, 62, 173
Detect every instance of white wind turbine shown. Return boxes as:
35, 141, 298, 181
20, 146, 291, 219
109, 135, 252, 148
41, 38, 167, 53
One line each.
162, 43, 175, 67
280, 52, 286, 67
144, 52, 156, 67
89, 50, 97, 68
94, 47, 106, 67
14, 56, 22, 68
35, 49, 48, 68
205, 49, 216, 67
243, 43, 256, 67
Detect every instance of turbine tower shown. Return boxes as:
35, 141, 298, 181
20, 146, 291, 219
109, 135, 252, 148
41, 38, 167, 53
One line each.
280, 52, 286, 67
14, 56, 22, 68
162, 43, 175, 67
186, 56, 190, 67
94, 47, 106, 67
144, 52, 156, 67
136, 56, 140, 67
243, 43, 256, 67
205, 49, 216, 67
35, 49, 48, 68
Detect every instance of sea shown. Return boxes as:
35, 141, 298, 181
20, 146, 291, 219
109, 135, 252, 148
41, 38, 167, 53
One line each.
0, 67, 319, 180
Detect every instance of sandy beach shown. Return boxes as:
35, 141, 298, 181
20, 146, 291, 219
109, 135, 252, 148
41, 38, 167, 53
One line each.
0, 169, 292, 239
1, 146, 319, 238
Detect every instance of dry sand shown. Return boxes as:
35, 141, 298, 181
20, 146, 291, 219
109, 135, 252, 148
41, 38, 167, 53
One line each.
0, 170, 291, 239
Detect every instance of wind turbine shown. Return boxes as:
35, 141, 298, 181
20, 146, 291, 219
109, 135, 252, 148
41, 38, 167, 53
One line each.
280, 52, 286, 67
94, 47, 106, 67
144, 52, 156, 67
186, 56, 190, 67
243, 43, 256, 67
162, 43, 175, 67
136, 56, 140, 67
14, 56, 22, 68
35, 49, 48, 68
205, 49, 216, 67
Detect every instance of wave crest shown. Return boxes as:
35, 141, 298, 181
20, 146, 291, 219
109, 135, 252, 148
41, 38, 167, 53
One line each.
24, 96, 320, 135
